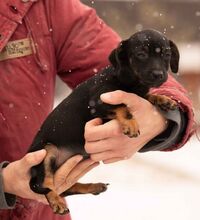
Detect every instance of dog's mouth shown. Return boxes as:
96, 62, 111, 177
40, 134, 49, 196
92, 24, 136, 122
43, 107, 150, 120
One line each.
131, 68, 168, 88
139, 75, 168, 88
137, 69, 168, 87
146, 80, 164, 87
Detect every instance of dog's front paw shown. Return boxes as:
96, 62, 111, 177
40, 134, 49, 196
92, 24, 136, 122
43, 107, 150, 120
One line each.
110, 106, 140, 138
148, 94, 178, 111
159, 99, 177, 111
122, 119, 140, 138
157, 96, 177, 111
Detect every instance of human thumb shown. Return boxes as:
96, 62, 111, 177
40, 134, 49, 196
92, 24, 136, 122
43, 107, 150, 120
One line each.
100, 90, 141, 108
22, 149, 47, 168
100, 90, 130, 105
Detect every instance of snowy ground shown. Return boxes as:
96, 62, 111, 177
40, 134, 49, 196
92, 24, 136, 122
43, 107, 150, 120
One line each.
66, 135, 200, 220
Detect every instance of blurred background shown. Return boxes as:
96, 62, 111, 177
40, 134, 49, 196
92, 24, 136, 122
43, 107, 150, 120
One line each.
55, 0, 200, 219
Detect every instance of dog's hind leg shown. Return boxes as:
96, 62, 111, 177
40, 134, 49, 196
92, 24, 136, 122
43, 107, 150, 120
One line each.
43, 144, 69, 215
61, 182, 108, 197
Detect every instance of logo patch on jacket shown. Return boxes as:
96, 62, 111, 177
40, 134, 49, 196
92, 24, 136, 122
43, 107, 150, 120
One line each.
0, 38, 35, 61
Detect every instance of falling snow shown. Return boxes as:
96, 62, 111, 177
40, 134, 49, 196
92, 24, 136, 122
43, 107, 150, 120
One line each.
54, 2, 200, 219
9, 103, 14, 108
155, 48, 161, 53
89, 100, 95, 107
90, 109, 96, 114
195, 11, 200, 16
93, 68, 98, 73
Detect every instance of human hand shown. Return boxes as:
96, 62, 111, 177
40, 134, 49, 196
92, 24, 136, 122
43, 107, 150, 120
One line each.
54, 157, 99, 195
2, 149, 48, 204
84, 90, 168, 164
2, 150, 99, 204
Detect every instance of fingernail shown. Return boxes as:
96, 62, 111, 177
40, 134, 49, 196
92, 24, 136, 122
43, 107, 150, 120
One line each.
76, 155, 83, 162
100, 92, 112, 100
94, 162, 100, 166
91, 162, 100, 168
36, 149, 46, 156
31, 149, 46, 156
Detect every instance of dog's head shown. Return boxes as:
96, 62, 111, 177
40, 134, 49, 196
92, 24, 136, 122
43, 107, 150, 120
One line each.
109, 29, 179, 87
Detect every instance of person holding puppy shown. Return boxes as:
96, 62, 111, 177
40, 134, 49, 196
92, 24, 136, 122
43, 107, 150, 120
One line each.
0, 0, 194, 220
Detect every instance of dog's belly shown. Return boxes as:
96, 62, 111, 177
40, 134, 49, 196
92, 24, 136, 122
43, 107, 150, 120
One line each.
55, 147, 75, 167
55, 145, 89, 168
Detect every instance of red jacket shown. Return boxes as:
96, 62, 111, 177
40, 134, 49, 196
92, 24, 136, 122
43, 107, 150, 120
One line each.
0, 0, 194, 219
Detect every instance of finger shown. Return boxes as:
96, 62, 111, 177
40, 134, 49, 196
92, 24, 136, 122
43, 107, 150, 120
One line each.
57, 162, 99, 195
56, 160, 99, 194
55, 155, 83, 182
66, 159, 99, 183
71, 162, 99, 181
90, 150, 114, 162
85, 134, 126, 154
22, 149, 47, 168
85, 118, 103, 132
100, 90, 142, 109
84, 118, 103, 141
35, 196, 49, 205
85, 119, 122, 142
85, 140, 108, 154
90, 149, 132, 162
103, 157, 127, 164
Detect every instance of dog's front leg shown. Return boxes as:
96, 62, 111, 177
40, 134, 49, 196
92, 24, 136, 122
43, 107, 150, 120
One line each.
146, 94, 177, 111
108, 105, 140, 138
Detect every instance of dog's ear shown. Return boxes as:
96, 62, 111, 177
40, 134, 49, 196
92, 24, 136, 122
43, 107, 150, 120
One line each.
169, 40, 180, 73
109, 40, 129, 69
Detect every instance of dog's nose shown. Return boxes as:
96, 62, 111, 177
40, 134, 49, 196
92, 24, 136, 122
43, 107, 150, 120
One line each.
151, 70, 164, 80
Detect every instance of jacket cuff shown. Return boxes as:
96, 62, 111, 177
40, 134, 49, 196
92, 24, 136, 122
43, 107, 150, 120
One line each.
139, 108, 186, 152
0, 162, 16, 209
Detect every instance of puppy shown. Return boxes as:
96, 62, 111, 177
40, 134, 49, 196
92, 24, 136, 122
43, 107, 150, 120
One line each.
28, 29, 179, 215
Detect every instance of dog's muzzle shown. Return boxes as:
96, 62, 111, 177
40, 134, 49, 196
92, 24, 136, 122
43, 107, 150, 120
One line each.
142, 70, 167, 87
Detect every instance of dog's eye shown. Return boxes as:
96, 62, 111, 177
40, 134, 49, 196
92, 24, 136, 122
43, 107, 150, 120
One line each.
164, 52, 171, 59
135, 52, 148, 60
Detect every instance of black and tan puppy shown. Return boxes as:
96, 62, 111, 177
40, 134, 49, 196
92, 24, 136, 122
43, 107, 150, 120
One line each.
28, 29, 179, 214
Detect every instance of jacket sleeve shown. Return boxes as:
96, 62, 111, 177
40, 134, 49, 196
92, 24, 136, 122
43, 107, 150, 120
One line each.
0, 162, 16, 209
144, 74, 195, 151
48, 0, 194, 151
49, 0, 121, 88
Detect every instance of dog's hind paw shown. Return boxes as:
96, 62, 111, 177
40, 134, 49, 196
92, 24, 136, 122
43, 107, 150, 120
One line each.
46, 191, 69, 215
91, 183, 109, 195
52, 202, 69, 215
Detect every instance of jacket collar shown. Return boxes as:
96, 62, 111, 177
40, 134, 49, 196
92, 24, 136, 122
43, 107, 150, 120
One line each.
0, 0, 38, 52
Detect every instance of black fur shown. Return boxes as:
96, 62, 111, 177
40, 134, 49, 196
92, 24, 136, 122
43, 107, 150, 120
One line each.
28, 29, 179, 194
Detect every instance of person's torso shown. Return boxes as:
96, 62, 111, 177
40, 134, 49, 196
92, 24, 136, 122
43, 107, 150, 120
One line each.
0, 0, 57, 162
0, 1, 70, 220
